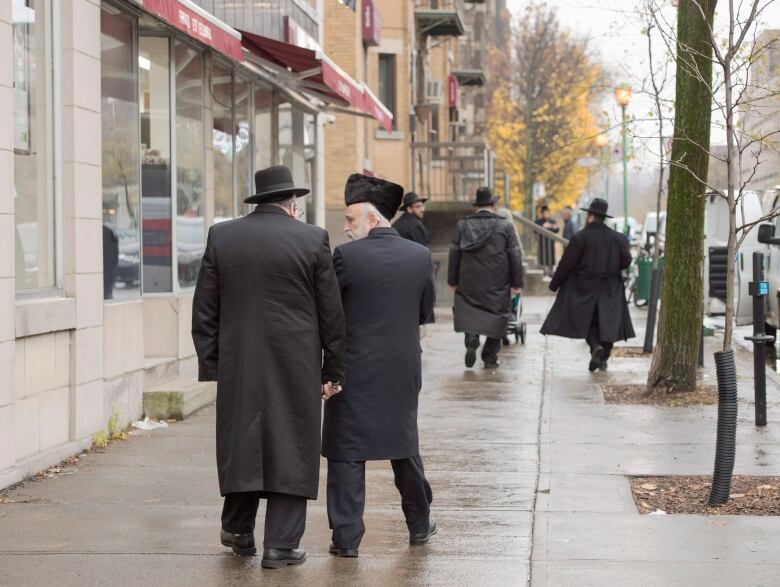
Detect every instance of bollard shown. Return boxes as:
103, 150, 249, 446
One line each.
744, 251, 773, 427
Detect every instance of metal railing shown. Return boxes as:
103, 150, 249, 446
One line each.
411, 140, 493, 202
511, 212, 569, 275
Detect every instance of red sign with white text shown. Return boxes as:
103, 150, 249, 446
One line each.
362, 0, 381, 47
143, 0, 243, 61
448, 74, 459, 108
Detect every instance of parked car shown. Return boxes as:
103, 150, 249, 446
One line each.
703, 190, 763, 326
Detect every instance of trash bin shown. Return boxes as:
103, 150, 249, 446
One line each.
636, 256, 663, 302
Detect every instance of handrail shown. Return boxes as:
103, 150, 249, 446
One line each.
511, 211, 570, 246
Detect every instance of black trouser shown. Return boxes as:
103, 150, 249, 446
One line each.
585, 308, 614, 359
327, 455, 433, 549
221, 491, 307, 549
465, 333, 501, 364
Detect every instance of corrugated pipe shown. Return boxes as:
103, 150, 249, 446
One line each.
708, 350, 738, 505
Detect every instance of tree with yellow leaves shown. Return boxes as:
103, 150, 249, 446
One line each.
487, 4, 602, 215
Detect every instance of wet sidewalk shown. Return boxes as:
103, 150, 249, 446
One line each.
0, 303, 546, 586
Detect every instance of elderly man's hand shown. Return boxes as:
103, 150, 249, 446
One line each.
321, 382, 342, 400
511, 287, 522, 296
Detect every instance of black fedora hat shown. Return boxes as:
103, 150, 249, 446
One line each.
399, 192, 428, 211
244, 165, 310, 204
580, 197, 612, 218
472, 186, 499, 207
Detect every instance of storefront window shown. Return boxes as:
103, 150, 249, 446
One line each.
101, 7, 141, 300
234, 74, 252, 211
254, 84, 273, 172
212, 64, 234, 221
279, 100, 310, 222
304, 113, 316, 224
13, 0, 53, 291
175, 42, 205, 288
139, 36, 172, 293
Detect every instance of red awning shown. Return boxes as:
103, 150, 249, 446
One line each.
240, 31, 393, 131
241, 31, 363, 107
142, 0, 243, 61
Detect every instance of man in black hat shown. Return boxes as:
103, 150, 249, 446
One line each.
541, 197, 635, 371
393, 192, 430, 247
448, 187, 524, 369
192, 165, 346, 568
322, 173, 437, 557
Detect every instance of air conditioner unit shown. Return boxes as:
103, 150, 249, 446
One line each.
424, 80, 443, 105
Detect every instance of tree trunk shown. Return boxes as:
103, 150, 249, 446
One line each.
647, 0, 716, 393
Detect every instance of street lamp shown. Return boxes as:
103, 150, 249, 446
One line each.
594, 133, 609, 204
614, 85, 632, 236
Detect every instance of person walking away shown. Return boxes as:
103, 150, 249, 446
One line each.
535, 205, 559, 274
561, 206, 578, 240
323, 174, 437, 558
393, 192, 429, 247
448, 187, 524, 369
540, 198, 635, 371
192, 165, 346, 568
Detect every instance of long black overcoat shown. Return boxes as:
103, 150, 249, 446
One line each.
192, 206, 346, 499
448, 212, 524, 339
392, 212, 430, 247
322, 227, 435, 461
541, 221, 635, 342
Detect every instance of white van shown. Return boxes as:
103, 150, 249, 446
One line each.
640, 211, 666, 252
703, 190, 764, 326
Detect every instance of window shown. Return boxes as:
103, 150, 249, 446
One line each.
378, 54, 397, 130
430, 110, 440, 158
212, 64, 234, 221
101, 7, 141, 299
139, 36, 173, 294
174, 41, 205, 288
13, 0, 54, 291
303, 113, 316, 224
254, 83, 273, 172
234, 74, 252, 212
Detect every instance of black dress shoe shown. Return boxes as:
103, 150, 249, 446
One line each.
220, 529, 256, 556
589, 346, 605, 372
329, 543, 359, 557
409, 516, 438, 545
261, 548, 306, 569
484, 361, 500, 369
465, 337, 479, 368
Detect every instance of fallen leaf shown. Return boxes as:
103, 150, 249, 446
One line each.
641, 483, 658, 491
758, 485, 774, 490
731, 493, 745, 498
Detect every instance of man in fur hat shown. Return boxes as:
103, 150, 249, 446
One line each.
322, 174, 437, 557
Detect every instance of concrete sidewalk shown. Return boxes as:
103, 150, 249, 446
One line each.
0, 306, 545, 586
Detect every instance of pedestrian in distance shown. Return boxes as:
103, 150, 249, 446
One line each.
393, 191, 430, 247
191, 165, 346, 569
448, 187, 524, 369
561, 206, 578, 240
541, 197, 636, 371
535, 204, 559, 274
322, 173, 437, 558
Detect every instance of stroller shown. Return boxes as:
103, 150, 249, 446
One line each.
503, 294, 527, 345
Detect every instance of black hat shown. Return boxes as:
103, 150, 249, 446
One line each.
472, 187, 499, 207
244, 165, 310, 204
400, 192, 428, 211
580, 197, 612, 218
344, 174, 404, 221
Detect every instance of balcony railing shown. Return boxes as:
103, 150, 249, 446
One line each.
452, 40, 486, 86
415, 0, 466, 37
410, 140, 493, 202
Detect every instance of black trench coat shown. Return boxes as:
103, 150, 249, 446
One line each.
192, 206, 346, 499
541, 221, 635, 342
392, 212, 430, 247
448, 212, 524, 339
322, 227, 435, 462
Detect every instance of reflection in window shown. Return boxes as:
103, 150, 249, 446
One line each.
279, 101, 312, 223
13, 0, 53, 291
175, 42, 205, 288
254, 84, 273, 172
304, 113, 317, 224
234, 75, 252, 211
212, 64, 234, 221
139, 36, 172, 293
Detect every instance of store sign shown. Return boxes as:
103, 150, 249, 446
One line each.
142, 0, 243, 61
362, 0, 381, 47
448, 74, 459, 108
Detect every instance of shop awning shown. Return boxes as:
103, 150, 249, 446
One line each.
240, 31, 393, 131
141, 0, 243, 61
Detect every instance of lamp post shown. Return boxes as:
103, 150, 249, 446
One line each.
614, 85, 632, 236
595, 132, 609, 202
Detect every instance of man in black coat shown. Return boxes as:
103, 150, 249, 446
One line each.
541, 198, 636, 371
448, 187, 524, 369
393, 192, 429, 247
322, 174, 437, 557
192, 166, 346, 568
